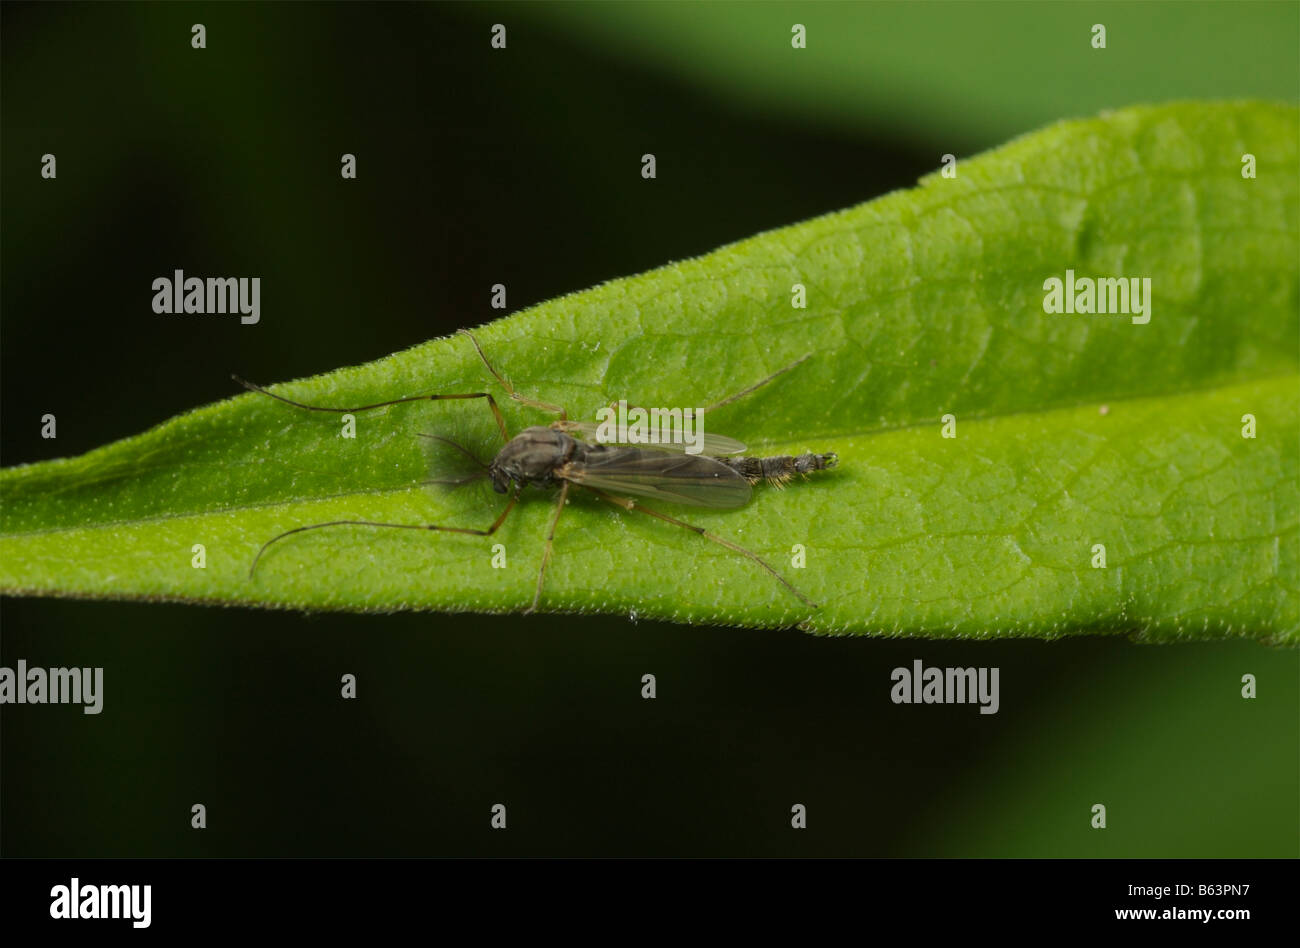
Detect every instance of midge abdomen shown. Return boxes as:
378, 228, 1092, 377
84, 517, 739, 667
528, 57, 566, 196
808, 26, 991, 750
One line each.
720, 452, 838, 487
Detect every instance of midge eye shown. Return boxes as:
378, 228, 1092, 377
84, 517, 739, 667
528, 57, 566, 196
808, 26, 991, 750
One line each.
235, 329, 837, 615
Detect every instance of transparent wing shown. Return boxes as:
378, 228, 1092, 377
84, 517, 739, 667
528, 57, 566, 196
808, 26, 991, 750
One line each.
563, 446, 752, 508
559, 420, 746, 456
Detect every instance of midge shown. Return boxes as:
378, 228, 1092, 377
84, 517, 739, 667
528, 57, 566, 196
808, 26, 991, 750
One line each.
233, 330, 837, 612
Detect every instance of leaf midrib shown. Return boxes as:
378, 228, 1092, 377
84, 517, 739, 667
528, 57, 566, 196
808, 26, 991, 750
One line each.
3, 372, 1291, 541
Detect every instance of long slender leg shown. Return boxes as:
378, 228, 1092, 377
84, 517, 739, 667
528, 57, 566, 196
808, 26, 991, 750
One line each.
233, 376, 511, 444
596, 353, 812, 420
584, 487, 818, 609
697, 353, 811, 414
249, 490, 519, 578
524, 480, 570, 614
459, 329, 567, 420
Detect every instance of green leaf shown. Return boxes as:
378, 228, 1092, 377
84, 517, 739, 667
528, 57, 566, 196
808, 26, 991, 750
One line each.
2, 101, 1296, 643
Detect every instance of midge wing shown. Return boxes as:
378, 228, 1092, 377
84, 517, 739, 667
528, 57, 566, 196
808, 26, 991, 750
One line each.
562, 447, 752, 508
559, 421, 747, 456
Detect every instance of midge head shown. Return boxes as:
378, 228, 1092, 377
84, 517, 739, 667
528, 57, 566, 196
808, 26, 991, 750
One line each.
487, 425, 573, 493
232, 329, 834, 615
410, 428, 571, 496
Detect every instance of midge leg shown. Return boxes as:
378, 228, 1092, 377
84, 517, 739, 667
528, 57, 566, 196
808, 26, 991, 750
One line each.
524, 480, 571, 614
248, 490, 520, 578
584, 487, 818, 610
591, 352, 811, 418
696, 353, 811, 414
232, 375, 511, 445
235, 329, 570, 441
458, 329, 567, 420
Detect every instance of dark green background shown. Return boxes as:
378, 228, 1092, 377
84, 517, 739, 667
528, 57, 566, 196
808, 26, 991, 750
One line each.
2, 2, 1296, 856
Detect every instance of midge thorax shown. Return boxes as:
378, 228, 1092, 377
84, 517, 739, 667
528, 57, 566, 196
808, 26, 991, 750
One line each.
233, 330, 837, 613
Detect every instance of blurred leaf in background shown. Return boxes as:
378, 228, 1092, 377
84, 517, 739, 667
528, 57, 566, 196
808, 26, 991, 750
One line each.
526, 1, 1300, 151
